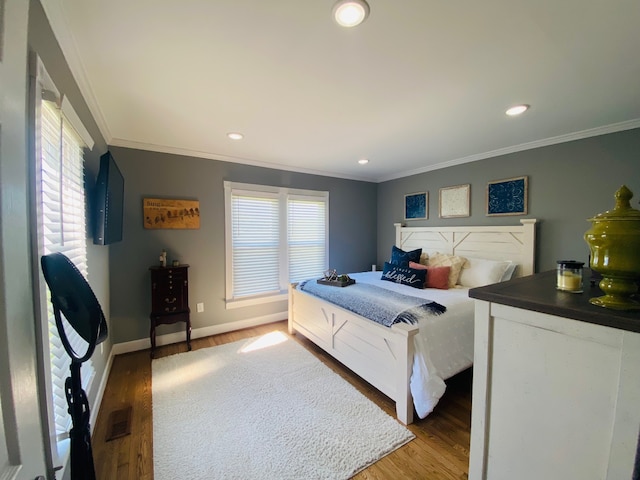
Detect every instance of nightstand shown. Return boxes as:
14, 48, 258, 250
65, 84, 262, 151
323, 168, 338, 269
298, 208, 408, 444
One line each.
149, 264, 191, 358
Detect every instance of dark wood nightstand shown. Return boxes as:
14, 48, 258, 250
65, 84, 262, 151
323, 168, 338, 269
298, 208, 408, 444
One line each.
149, 265, 191, 358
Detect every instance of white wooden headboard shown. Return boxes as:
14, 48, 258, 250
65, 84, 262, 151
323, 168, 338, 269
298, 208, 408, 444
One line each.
395, 219, 537, 277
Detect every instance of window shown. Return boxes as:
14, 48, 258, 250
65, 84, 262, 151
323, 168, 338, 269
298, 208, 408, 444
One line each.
30, 58, 95, 470
288, 196, 328, 282
224, 182, 328, 307
39, 99, 93, 437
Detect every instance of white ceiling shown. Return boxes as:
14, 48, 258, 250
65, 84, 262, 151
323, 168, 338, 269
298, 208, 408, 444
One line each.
44, 0, 640, 182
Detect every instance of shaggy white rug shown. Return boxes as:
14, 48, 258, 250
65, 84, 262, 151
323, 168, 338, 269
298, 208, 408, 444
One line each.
152, 331, 415, 479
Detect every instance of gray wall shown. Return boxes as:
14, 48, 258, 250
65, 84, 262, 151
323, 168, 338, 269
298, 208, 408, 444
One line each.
107, 146, 377, 344
377, 128, 640, 272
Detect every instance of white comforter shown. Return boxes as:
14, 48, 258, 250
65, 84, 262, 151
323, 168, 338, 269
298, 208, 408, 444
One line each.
348, 272, 474, 418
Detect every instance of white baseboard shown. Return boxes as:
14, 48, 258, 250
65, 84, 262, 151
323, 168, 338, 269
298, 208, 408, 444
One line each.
89, 346, 115, 432
111, 311, 288, 356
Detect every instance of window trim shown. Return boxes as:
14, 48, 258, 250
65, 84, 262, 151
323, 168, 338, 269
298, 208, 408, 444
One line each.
224, 181, 329, 308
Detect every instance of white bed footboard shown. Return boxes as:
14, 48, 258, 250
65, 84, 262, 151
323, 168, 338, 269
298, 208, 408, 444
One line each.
288, 283, 419, 425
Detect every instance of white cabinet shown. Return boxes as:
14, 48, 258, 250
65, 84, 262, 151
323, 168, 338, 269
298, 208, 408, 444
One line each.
469, 272, 640, 480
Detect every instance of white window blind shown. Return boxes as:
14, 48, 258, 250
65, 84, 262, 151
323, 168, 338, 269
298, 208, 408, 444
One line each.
231, 192, 280, 297
37, 100, 93, 442
288, 196, 327, 283
225, 182, 328, 305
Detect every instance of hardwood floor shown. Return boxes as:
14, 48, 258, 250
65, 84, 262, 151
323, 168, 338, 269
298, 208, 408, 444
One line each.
92, 321, 471, 479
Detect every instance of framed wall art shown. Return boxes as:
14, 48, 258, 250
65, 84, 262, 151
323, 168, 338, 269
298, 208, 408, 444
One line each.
439, 184, 470, 218
486, 176, 528, 216
404, 192, 428, 220
143, 198, 200, 229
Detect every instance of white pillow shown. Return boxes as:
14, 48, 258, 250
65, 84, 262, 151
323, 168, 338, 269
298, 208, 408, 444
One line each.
458, 258, 513, 288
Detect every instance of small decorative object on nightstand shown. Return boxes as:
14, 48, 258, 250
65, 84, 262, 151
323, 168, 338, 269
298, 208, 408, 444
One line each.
149, 264, 191, 358
556, 260, 584, 293
159, 249, 167, 267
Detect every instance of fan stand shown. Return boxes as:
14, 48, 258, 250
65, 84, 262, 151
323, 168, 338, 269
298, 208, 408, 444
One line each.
51, 294, 99, 480
41, 252, 108, 480
64, 347, 96, 479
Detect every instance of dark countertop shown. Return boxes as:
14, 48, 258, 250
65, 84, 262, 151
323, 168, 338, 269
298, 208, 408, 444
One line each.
469, 269, 640, 334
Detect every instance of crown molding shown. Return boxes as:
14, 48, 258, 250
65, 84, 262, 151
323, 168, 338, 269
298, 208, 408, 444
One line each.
109, 137, 374, 183
377, 118, 640, 183
112, 117, 640, 185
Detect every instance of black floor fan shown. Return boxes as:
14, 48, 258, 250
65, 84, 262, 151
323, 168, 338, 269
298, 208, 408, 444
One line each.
41, 252, 108, 480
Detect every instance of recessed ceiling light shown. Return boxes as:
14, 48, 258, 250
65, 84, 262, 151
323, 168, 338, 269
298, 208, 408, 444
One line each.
358, 158, 369, 165
227, 132, 244, 140
505, 104, 530, 116
333, 0, 370, 28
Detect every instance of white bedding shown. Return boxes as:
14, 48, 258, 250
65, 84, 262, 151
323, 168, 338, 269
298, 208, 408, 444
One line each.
348, 271, 474, 418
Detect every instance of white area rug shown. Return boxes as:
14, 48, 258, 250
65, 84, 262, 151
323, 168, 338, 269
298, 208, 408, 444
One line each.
152, 331, 415, 479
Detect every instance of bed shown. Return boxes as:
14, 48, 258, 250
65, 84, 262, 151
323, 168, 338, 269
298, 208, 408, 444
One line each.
288, 219, 537, 425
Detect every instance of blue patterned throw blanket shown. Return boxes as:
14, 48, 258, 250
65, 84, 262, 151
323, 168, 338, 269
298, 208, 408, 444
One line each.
299, 280, 446, 327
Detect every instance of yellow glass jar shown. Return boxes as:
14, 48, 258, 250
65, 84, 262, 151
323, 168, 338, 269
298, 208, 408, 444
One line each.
584, 185, 640, 310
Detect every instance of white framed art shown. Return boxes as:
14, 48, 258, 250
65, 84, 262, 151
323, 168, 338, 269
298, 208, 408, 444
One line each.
439, 184, 470, 218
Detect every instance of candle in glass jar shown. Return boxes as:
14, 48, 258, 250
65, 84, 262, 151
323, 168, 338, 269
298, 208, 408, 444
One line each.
556, 260, 584, 293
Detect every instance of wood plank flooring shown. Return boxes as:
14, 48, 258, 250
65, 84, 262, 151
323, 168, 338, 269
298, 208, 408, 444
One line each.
92, 321, 471, 479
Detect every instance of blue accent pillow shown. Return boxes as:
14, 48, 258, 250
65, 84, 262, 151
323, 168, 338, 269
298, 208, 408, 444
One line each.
381, 262, 425, 289
390, 245, 422, 267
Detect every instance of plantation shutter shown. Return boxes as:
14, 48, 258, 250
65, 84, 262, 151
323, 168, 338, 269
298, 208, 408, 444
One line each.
231, 191, 280, 297
38, 100, 92, 440
288, 196, 327, 283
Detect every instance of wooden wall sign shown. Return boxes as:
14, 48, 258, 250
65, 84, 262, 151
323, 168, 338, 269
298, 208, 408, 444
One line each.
143, 198, 200, 229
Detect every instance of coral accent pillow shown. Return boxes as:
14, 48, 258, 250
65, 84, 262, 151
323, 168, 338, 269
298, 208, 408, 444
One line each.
426, 266, 451, 290
409, 262, 450, 289
426, 253, 467, 288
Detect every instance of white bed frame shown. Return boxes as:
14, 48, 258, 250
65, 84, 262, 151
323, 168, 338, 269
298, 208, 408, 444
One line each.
288, 219, 537, 424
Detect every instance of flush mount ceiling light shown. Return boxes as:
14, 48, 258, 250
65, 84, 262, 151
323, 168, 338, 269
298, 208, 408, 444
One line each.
505, 104, 530, 116
358, 158, 369, 165
333, 0, 370, 27
227, 132, 244, 140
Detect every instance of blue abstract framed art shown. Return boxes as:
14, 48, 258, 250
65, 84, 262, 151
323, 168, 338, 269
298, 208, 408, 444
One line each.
486, 176, 528, 216
404, 192, 428, 220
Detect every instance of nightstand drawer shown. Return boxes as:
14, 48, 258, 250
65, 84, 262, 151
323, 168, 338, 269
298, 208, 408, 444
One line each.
152, 293, 187, 312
